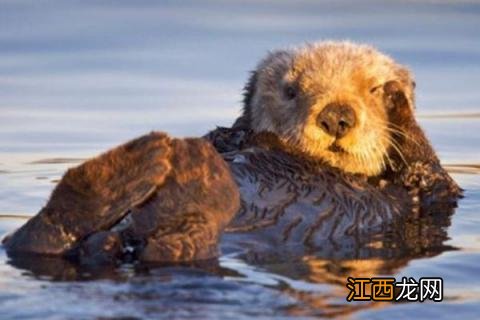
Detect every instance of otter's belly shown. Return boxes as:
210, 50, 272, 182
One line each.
223, 148, 408, 248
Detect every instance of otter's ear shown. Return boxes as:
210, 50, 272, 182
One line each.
233, 71, 258, 129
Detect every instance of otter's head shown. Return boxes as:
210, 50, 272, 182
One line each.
242, 41, 416, 176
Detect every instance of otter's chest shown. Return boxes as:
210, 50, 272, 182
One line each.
222, 149, 407, 249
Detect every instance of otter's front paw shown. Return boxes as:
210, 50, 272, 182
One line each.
400, 161, 462, 212
401, 161, 437, 191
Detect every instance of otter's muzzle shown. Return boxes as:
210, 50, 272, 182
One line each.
316, 103, 356, 139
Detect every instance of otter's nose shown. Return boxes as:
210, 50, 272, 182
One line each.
316, 103, 356, 138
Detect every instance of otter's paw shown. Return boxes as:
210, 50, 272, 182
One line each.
401, 162, 437, 191
400, 161, 462, 210
68, 231, 123, 266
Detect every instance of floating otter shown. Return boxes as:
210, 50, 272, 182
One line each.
3, 41, 461, 265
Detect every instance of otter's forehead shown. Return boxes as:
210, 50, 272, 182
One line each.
292, 42, 397, 91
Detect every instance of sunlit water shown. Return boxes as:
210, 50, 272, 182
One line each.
0, 1, 479, 319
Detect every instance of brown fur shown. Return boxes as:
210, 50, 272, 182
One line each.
380, 80, 462, 207
4, 133, 240, 262
122, 138, 241, 262
4, 132, 172, 255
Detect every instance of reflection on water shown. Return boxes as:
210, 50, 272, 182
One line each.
1, 194, 460, 318
27, 158, 85, 165
444, 164, 480, 175
0, 0, 479, 319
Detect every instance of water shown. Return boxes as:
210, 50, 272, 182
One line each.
0, 1, 479, 319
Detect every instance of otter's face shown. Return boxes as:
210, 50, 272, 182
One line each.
245, 42, 415, 176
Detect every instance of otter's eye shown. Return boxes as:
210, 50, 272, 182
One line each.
284, 85, 297, 100
370, 85, 382, 94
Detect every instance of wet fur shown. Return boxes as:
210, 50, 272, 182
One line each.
4, 41, 461, 265
4, 132, 173, 255
4, 133, 240, 263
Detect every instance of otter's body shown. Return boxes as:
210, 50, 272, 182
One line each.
3, 41, 461, 264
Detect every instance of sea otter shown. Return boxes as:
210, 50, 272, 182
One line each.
3, 41, 461, 265
208, 41, 461, 254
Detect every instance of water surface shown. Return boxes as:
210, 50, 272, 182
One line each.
0, 1, 479, 319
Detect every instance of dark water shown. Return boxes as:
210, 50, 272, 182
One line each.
1, 1, 479, 319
